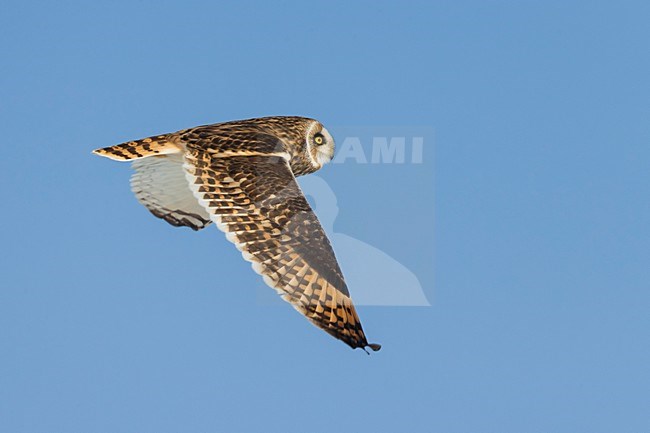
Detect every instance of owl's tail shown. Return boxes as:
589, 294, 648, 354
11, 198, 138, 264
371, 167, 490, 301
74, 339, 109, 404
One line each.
93, 134, 181, 161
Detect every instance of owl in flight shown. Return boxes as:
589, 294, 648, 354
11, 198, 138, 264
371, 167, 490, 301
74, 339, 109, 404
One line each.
94, 116, 380, 352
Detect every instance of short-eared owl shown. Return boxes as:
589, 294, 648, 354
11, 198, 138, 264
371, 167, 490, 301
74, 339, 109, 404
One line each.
93, 116, 380, 352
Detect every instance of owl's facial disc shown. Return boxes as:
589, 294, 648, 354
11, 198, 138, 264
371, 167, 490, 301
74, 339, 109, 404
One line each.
311, 126, 335, 166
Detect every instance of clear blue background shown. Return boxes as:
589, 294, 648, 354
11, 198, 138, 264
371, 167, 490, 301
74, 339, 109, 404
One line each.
1, 1, 648, 432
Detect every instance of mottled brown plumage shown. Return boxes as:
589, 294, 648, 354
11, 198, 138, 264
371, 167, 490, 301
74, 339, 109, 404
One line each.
93, 116, 380, 352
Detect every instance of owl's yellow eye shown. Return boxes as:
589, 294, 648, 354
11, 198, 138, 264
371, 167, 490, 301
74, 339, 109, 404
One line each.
314, 133, 325, 145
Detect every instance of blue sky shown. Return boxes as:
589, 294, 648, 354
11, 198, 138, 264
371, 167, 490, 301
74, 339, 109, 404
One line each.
1, 1, 649, 432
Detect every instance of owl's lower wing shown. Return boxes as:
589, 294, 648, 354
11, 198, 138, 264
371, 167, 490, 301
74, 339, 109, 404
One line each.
183, 150, 380, 351
131, 154, 211, 231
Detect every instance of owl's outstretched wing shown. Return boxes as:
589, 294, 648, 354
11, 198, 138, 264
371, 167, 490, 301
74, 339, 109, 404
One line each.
184, 148, 380, 351
94, 134, 211, 231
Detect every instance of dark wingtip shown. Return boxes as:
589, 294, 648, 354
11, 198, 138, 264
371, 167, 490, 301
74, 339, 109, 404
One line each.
361, 343, 382, 354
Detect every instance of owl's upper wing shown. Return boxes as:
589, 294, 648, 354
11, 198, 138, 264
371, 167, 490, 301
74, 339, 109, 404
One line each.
183, 147, 380, 351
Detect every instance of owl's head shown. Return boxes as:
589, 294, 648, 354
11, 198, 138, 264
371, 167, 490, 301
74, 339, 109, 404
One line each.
305, 120, 335, 168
